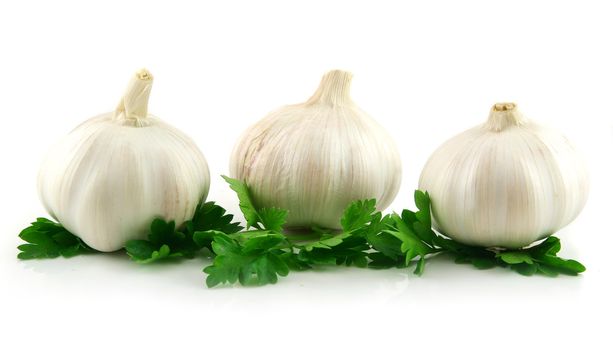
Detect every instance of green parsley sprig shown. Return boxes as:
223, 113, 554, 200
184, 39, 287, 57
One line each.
200, 176, 296, 286
124, 201, 243, 263
200, 178, 585, 287
17, 218, 94, 259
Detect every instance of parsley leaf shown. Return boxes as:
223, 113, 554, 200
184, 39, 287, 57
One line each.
258, 207, 289, 233
437, 227, 585, 276
124, 241, 179, 264
498, 251, 534, 265
17, 218, 93, 259
222, 175, 289, 232
203, 231, 291, 287
298, 234, 369, 267
385, 214, 436, 275
126, 201, 242, 263
498, 236, 586, 276
340, 199, 377, 232
221, 175, 261, 229
125, 219, 193, 263
365, 214, 403, 261
370, 191, 439, 275
188, 201, 243, 234
297, 199, 378, 267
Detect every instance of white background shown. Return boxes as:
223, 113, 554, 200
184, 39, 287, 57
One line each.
1, 0, 612, 349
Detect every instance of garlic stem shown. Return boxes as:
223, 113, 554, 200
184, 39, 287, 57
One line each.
306, 70, 353, 106
485, 102, 526, 131
115, 68, 153, 122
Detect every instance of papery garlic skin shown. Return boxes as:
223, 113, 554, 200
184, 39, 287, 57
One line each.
419, 103, 589, 249
38, 69, 210, 252
230, 70, 402, 229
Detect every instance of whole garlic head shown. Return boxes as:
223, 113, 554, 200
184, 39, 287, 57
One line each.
230, 70, 402, 229
419, 103, 589, 248
38, 69, 210, 252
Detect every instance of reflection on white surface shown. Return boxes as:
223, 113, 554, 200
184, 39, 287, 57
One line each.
8, 248, 587, 309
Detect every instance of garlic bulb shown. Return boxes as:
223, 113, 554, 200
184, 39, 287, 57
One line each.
38, 69, 210, 252
230, 70, 402, 229
419, 103, 589, 248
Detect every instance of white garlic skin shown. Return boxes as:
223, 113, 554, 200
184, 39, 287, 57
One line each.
38, 70, 210, 252
230, 70, 402, 229
419, 103, 589, 249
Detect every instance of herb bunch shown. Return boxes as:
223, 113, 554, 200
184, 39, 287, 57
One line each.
17, 176, 586, 287
199, 177, 585, 286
